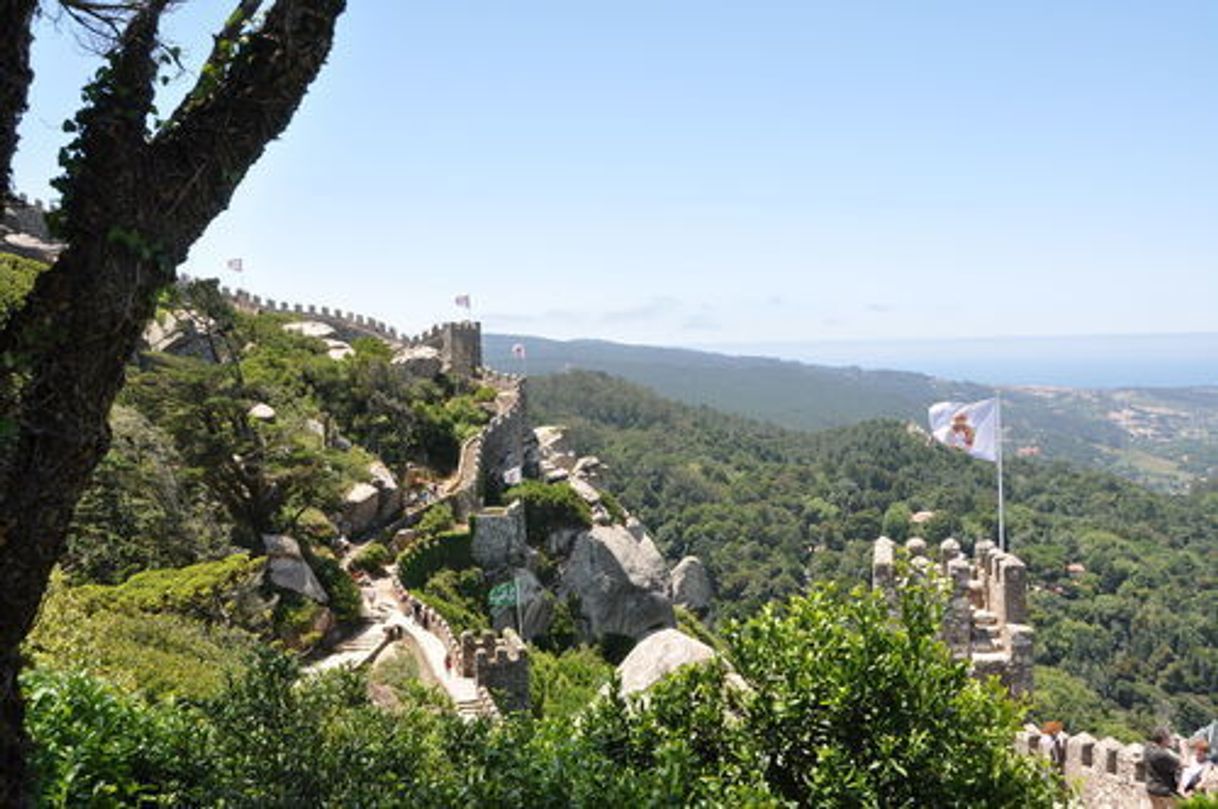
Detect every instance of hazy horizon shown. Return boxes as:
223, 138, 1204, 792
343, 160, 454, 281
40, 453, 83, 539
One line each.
492, 329, 1218, 389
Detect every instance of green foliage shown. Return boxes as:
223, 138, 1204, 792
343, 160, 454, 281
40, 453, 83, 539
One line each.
882, 500, 913, 542
529, 647, 613, 720
307, 549, 362, 625
414, 566, 490, 636
599, 489, 627, 524
675, 605, 727, 655
396, 530, 474, 589
65, 405, 231, 584
534, 593, 578, 652
24, 669, 205, 806
415, 502, 455, 537
532, 370, 1218, 737
350, 542, 393, 575
1181, 795, 1218, 809
503, 480, 592, 546
26, 585, 1058, 806
26, 575, 253, 700
0, 252, 45, 327
121, 350, 351, 550
75, 554, 264, 621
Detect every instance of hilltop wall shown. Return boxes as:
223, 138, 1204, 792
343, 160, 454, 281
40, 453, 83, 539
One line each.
184, 276, 483, 376
442, 373, 528, 521
1017, 727, 1168, 809
872, 536, 1034, 698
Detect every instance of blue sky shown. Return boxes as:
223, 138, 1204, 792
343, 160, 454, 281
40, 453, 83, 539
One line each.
13, 2, 1218, 346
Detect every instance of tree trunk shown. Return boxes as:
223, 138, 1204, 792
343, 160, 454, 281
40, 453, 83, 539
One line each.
0, 1, 347, 800
0, 245, 165, 804
0, 0, 38, 196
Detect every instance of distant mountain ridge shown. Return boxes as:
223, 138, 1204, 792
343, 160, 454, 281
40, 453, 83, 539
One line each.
485, 333, 1218, 492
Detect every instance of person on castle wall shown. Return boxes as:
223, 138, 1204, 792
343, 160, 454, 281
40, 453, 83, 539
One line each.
1180, 739, 1216, 797
1039, 721, 1068, 773
1146, 727, 1183, 808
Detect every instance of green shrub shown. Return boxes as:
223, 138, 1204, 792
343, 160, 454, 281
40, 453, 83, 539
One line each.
307, 550, 362, 625
415, 502, 455, 537
0, 252, 45, 327
529, 646, 613, 720
599, 489, 627, 524
503, 480, 592, 546
350, 542, 393, 575
75, 554, 264, 622
26, 576, 253, 700
415, 567, 489, 635
473, 385, 498, 403
396, 530, 473, 589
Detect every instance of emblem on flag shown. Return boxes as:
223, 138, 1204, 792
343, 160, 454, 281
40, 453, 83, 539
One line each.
928, 398, 999, 462
454, 294, 471, 310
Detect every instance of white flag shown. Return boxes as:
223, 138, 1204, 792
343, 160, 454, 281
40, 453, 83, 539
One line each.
502, 466, 523, 486
929, 398, 999, 462
227, 257, 244, 273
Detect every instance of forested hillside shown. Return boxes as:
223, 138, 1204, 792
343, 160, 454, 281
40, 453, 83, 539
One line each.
530, 370, 1218, 739
487, 333, 1218, 492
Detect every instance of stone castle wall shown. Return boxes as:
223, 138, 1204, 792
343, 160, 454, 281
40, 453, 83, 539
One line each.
460, 627, 531, 713
872, 536, 1034, 698
442, 374, 527, 521
1017, 727, 1167, 809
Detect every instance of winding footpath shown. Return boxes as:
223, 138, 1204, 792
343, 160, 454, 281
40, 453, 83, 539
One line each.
304, 572, 493, 719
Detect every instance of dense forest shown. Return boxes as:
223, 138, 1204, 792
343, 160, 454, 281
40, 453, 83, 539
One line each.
485, 333, 1218, 491
530, 370, 1218, 739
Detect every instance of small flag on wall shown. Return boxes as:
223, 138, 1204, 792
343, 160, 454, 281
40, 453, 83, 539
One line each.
454, 294, 471, 310
511, 343, 526, 359
928, 398, 999, 462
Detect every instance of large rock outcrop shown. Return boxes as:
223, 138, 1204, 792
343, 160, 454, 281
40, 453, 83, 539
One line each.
615, 628, 717, 697
669, 556, 713, 617
262, 534, 328, 603
559, 524, 675, 641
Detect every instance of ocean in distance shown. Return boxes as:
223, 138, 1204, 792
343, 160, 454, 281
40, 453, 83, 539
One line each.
702, 333, 1218, 389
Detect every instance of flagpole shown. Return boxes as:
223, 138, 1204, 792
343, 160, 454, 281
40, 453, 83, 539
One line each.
514, 571, 523, 636
996, 392, 1006, 553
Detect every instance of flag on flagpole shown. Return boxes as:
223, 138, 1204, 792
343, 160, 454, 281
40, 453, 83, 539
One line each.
227, 258, 244, 273
928, 398, 1000, 462
511, 343, 526, 360
454, 294, 471, 310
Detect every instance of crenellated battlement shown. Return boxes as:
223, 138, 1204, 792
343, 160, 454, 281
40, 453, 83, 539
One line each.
1017, 726, 1168, 808
872, 535, 1034, 698
459, 627, 530, 712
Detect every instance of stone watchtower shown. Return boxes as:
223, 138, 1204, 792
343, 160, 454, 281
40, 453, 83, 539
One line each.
459, 627, 531, 713
872, 536, 1034, 697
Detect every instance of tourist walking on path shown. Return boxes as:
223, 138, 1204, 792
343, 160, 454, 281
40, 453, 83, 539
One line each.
1146, 727, 1182, 808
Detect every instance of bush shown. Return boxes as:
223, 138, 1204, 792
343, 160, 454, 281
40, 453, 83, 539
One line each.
415, 567, 489, 635
529, 646, 614, 720
307, 549, 362, 625
26, 575, 253, 700
396, 530, 473, 589
503, 480, 592, 546
415, 502, 455, 538
349, 542, 393, 575
75, 554, 264, 622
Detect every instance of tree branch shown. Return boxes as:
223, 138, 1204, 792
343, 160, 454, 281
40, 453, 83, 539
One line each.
147, 0, 346, 250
